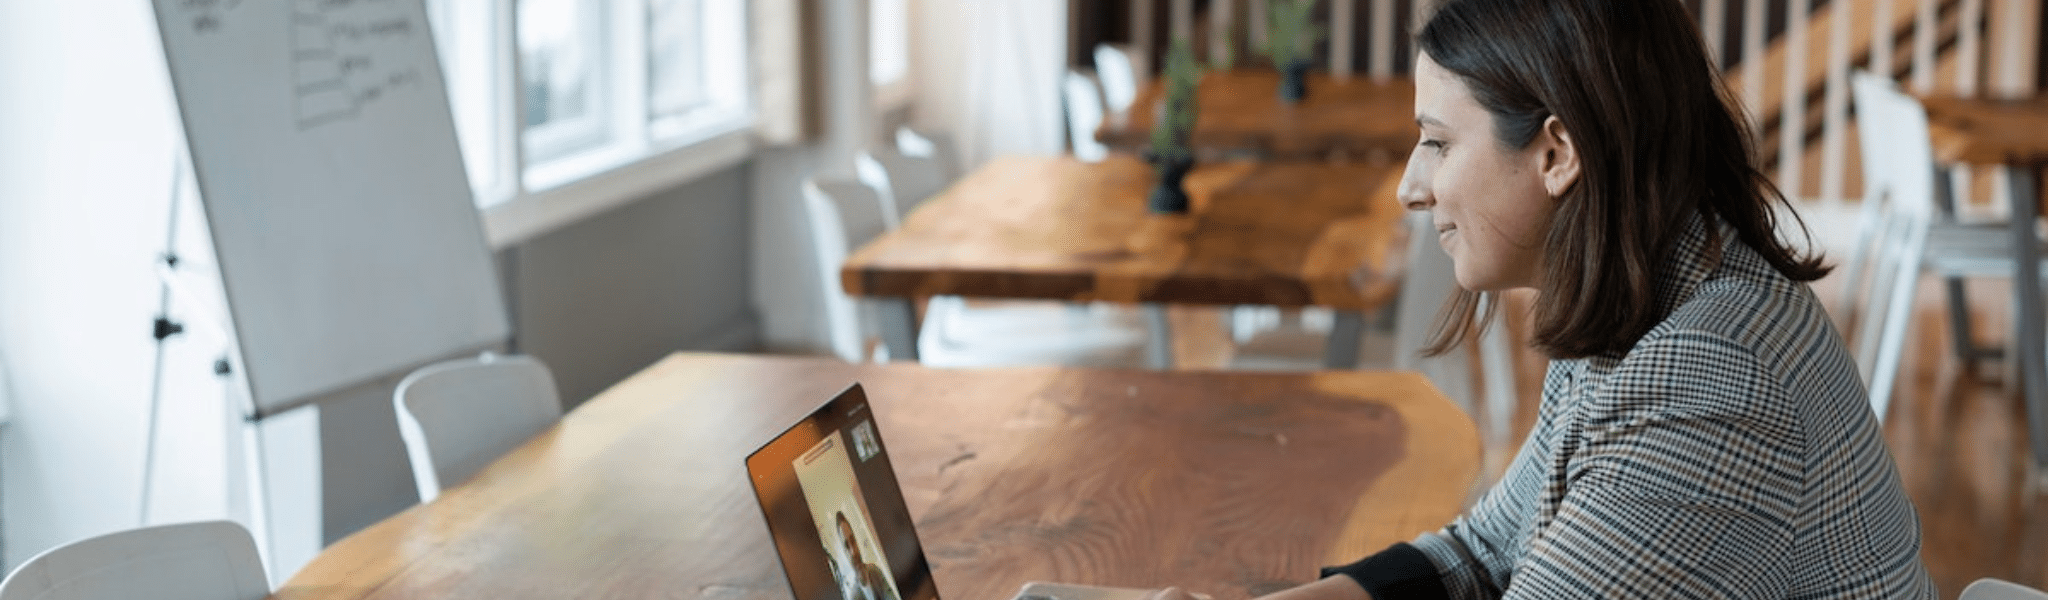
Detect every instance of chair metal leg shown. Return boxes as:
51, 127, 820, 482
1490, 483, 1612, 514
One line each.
1478, 308, 1518, 445
1942, 277, 1995, 366
877, 297, 921, 362
2003, 165, 2048, 471
1324, 311, 1364, 369
1142, 303, 1174, 369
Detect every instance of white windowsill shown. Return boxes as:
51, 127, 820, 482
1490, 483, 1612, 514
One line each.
481, 127, 757, 248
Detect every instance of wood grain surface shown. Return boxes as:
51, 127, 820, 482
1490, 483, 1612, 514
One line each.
272, 353, 1479, 600
1921, 95, 2048, 167
1097, 70, 1417, 161
842, 155, 1409, 311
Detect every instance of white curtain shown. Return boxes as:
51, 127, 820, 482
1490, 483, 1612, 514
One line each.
915, 0, 1069, 171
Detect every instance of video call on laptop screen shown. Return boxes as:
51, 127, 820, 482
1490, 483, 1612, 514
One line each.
746, 384, 938, 600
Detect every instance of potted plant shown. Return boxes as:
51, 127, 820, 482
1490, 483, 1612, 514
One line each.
1260, 0, 1323, 103
1146, 37, 1203, 214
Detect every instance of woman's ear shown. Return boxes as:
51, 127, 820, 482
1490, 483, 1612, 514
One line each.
1537, 116, 1581, 198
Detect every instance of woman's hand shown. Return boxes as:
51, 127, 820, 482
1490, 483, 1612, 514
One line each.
1253, 577, 1374, 600
1147, 577, 1370, 600
1142, 588, 1213, 600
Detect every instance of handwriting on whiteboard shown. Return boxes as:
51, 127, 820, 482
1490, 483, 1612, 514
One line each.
292, 0, 426, 130
175, 0, 247, 34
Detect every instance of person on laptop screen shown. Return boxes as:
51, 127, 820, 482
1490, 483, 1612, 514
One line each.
1155, 0, 1933, 599
832, 511, 902, 600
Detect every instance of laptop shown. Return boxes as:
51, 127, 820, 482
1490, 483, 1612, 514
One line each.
745, 384, 1154, 600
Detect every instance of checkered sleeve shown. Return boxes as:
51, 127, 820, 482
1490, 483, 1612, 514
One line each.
1499, 328, 1801, 599
1326, 362, 1582, 600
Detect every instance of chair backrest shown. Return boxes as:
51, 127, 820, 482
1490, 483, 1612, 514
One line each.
1962, 579, 2048, 600
0, 520, 268, 600
1063, 69, 1110, 162
1846, 70, 1940, 420
394, 353, 562, 502
1391, 211, 1483, 411
895, 126, 962, 180
854, 148, 949, 226
1093, 43, 1139, 113
803, 178, 892, 362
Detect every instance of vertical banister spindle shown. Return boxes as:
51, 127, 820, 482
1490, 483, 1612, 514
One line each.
1741, 0, 1766, 139
1821, 0, 1853, 206
1212, 0, 1237, 67
1911, 0, 1937, 92
1701, 0, 1727, 67
1872, 0, 1895, 79
1959, 0, 1984, 95
1369, 0, 1395, 80
1331, 0, 1356, 78
1989, 0, 2041, 97
1248, 0, 1268, 56
1172, 0, 1195, 46
1778, 0, 1811, 198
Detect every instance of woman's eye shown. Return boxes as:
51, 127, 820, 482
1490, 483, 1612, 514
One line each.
1419, 139, 1446, 154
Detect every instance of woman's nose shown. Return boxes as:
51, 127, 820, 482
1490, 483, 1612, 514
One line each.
1397, 159, 1431, 211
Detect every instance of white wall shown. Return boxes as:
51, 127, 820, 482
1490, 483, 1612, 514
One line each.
0, 0, 258, 571
751, 0, 875, 353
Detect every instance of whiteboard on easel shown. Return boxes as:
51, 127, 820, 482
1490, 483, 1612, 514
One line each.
152, 0, 509, 419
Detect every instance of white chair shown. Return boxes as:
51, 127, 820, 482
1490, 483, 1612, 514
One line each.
895, 126, 962, 180
1843, 71, 2048, 421
854, 147, 950, 226
394, 353, 562, 502
1962, 579, 2048, 600
1094, 43, 1139, 114
1393, 212, 1519, 435
1229, 212, 1518, 433
807, 176, 1154, 367
0, 520, 268, 600
804, 178, 896, 363
1062, 69, 1111, 162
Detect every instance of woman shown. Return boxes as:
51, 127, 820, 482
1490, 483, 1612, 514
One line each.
1169, 0, 1934, 598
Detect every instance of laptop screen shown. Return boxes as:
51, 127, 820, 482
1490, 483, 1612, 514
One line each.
747, 383, 939, 600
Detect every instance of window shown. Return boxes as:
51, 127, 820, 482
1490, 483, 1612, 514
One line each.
425, 0, 509, 201
425, 0, 753, 212
518, 0, 611, 162
648, 0, 750, 141
870, 0, 910, 107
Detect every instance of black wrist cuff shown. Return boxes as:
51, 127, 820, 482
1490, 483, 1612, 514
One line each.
1318, 543, 1449, 600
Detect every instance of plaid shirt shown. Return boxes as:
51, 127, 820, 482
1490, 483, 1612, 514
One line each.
1327, 217, 1936, 599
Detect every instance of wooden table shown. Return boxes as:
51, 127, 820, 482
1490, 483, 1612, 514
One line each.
842, 155, 1409, 368
271, 352, 1481, 600
1096, 70, 1417, 161
1919, 94, 2048, 471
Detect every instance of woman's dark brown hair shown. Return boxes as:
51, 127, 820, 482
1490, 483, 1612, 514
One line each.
1416, 0, 1828, 359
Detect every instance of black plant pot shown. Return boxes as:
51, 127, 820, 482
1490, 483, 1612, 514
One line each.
1280, 60, 1310, 103
1148, 156, 1194, 214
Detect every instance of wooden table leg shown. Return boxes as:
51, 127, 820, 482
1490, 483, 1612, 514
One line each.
2005, 164, 2048, 471
878, 297, 921, 362
1325, 310, 1364, 369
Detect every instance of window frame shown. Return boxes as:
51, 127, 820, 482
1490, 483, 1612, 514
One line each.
425, 0, 758, 247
